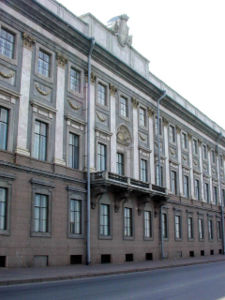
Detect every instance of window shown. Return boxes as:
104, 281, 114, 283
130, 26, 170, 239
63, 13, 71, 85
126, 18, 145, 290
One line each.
194, 179, 200, 200
100, 204, 110, 236
144, 211, 152, 238
213, 186, 218, 205
38, 49, 50, 77
70, 199, 81, 235
220, 155, 223, 167
169, 125, 176, 143
70, 68, 81, 93
204, 183, 210, 203
120, 96, 128, 118
208, 219, 213, 240
193, 139, 198, 155
97, 83, 106, 106
0, 28, 15, 59
223, 189, 225, 207
124, 207, 132, 237
33, 194, 48, 233
217, 220, 222, 239
97, 143, 106, 171
0, 106, 8, 150
171, 170, 177, 195
162, 213, 168, 239
68, 133, 79, 169
183, 175, 189, 198
198, 218, 204, 239
117, 153, 124, 176
187, 216, 194, 239
139, 107, 146, 127
211, 150, 216, 164
140, 159, 148, 182
202, 145, 207, 160
155, 117, 162, 136
0, 188, 7, 231
34, 120, 47, 161
181, 132, 188, 149
156, 165, 163, 187
175, 215, 181, 239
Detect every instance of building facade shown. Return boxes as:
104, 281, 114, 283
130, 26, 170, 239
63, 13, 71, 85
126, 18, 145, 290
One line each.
0, 0, 225, 267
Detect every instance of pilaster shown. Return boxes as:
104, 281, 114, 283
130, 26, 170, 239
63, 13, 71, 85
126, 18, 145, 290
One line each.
148, 108, 155, 184
188, 134, 194, 198
198, 140, 204, 201
110, 84, 117, 173
207, 145, 213, 203
132, 97, 139, 179
54, 53, 67, 165
176, 126, 183, 195
16, 33, 35, 156
163, 118, 170, 190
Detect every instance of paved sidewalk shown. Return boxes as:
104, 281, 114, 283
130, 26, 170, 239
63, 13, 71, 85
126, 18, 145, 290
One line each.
0, 255, 225, 286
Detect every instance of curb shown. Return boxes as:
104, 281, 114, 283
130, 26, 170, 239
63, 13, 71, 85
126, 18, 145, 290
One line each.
0, 258, 225, 286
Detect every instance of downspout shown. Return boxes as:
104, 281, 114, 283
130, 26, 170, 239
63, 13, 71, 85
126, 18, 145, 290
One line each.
217, 133, 225, 255
86, 38, 95, 265
156, 91, 166, 259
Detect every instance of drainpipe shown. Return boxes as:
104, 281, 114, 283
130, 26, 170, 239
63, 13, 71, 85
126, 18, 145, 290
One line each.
217, 133, 225, 255
86, 38, 95, 265
156, 91, 166, 259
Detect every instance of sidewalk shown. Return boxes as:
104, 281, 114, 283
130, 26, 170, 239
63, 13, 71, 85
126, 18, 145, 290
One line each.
0, 255, 225, 286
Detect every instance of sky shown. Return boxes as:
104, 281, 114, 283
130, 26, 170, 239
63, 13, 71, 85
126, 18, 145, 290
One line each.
58, 0, 225, 129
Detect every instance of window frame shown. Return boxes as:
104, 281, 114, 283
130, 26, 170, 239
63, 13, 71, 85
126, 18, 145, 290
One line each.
0, 23, 19, 64
139, 106, 147, 128
174, 214, 182, 240
183, 175, 189, 198
68, 132, 79, 169
202, 144, 207, 160
143, 210, 153, 240
194, 178, 200, 200
208, 218, 214, 240
169, 124, 176, 144
171, 170, 178, 195
99, 203, 110, 237
204, 182, 210, 203
162, 212, 168, 239
35, 43, 54, 82
119, 95, 129, 119
33, 119, 48, 161
68, 62, 84, 98
97, 81, 107, 107
0, 106, 9, 151
187, 215, 194, 240
124, 207, 133, 239
140, 158, 148, 182
198, 216, 204, 240
192, 138, 198, 156
117, 152, 125, 176
181, 131, 188, 150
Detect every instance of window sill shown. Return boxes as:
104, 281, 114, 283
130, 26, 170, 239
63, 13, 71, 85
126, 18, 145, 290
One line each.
31, 232, 51, 238
98, 235, 112, 240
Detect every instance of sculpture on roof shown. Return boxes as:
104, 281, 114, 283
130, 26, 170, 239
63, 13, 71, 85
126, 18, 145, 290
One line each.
107, 14, 132, 47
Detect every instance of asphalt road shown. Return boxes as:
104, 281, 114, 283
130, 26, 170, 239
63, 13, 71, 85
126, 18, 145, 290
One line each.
1, 261, 225, 300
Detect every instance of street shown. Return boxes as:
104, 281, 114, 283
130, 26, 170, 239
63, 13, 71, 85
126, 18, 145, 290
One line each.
1, 261, 225, 300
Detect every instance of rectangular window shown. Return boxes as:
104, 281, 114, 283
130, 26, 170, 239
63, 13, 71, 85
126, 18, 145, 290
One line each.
124, 207, 132, 237
217, 220, 222, 239
220, 155, 223, 167
34, 194, 48, 233
120, 96, 128, 118
202, 145, 207, 160
155, 117, 162, 136
144, 211, 152, 238
171, 170, 177, 195
181, 132, 187, 149
70, 68, 81, 93
100, 204, 110, 236
198, 218, 204, 239
183, 175, 189, 198
34, 120, 47, 161
117, 153, 124, 176
0, 188, 7, 231
169, 125, 176, 143
0, 106, 8, 150
194, 179, 200, 200
70, 199, 81, 235
187, 216, 194, 239
139, 107, 146, 127
156, 165, 163, 187
38, 49, 50, 77
0, 28, 15, 59
97, 83, 106, 106
204, 183, 210, 203
140, 159, 148, 182
97, 143, 106, 171
208, 219, 213, 240
211, 150, 216, 164
162, 213, 168, 239
175, 215, 181, 239
193, 139, 198, 155
68, 133, 79, 169
213, 186, 218, 205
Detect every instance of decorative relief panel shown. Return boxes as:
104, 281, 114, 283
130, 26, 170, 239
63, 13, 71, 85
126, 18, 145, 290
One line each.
96, 130, 111, 142
117, 125, 131, 146
0, 65, 16, 86
182, 153, 189, 167
96, 111, 109, 128
169, 146, 177, 161
67, 98, 83, 117
34, 82, 52, 102
66, 119, 84, 131
193, 159, 200, 170
139, 132, 148, 144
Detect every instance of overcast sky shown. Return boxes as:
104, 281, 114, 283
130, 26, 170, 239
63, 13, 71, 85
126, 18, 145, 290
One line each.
58, 0, 225, 129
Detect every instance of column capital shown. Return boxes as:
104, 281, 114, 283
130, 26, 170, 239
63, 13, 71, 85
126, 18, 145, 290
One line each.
188, 133, 192, 140
176, 125, 181, 134
198, 139, 203, 146
22, 32, 35, 49
91, 72, 97, 83
109, 83, 117, 96
131, 97, 139, 108
162, 117, 168, 126
56, 53, 67, 67
147, 107, 154, 117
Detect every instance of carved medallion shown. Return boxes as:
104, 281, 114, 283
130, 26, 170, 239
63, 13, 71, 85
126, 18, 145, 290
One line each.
96, 112, 107, 122
68, 100, 80, 111
35, 83, 51, 96
117, 125, 131, 146
0, 71, 14, 79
